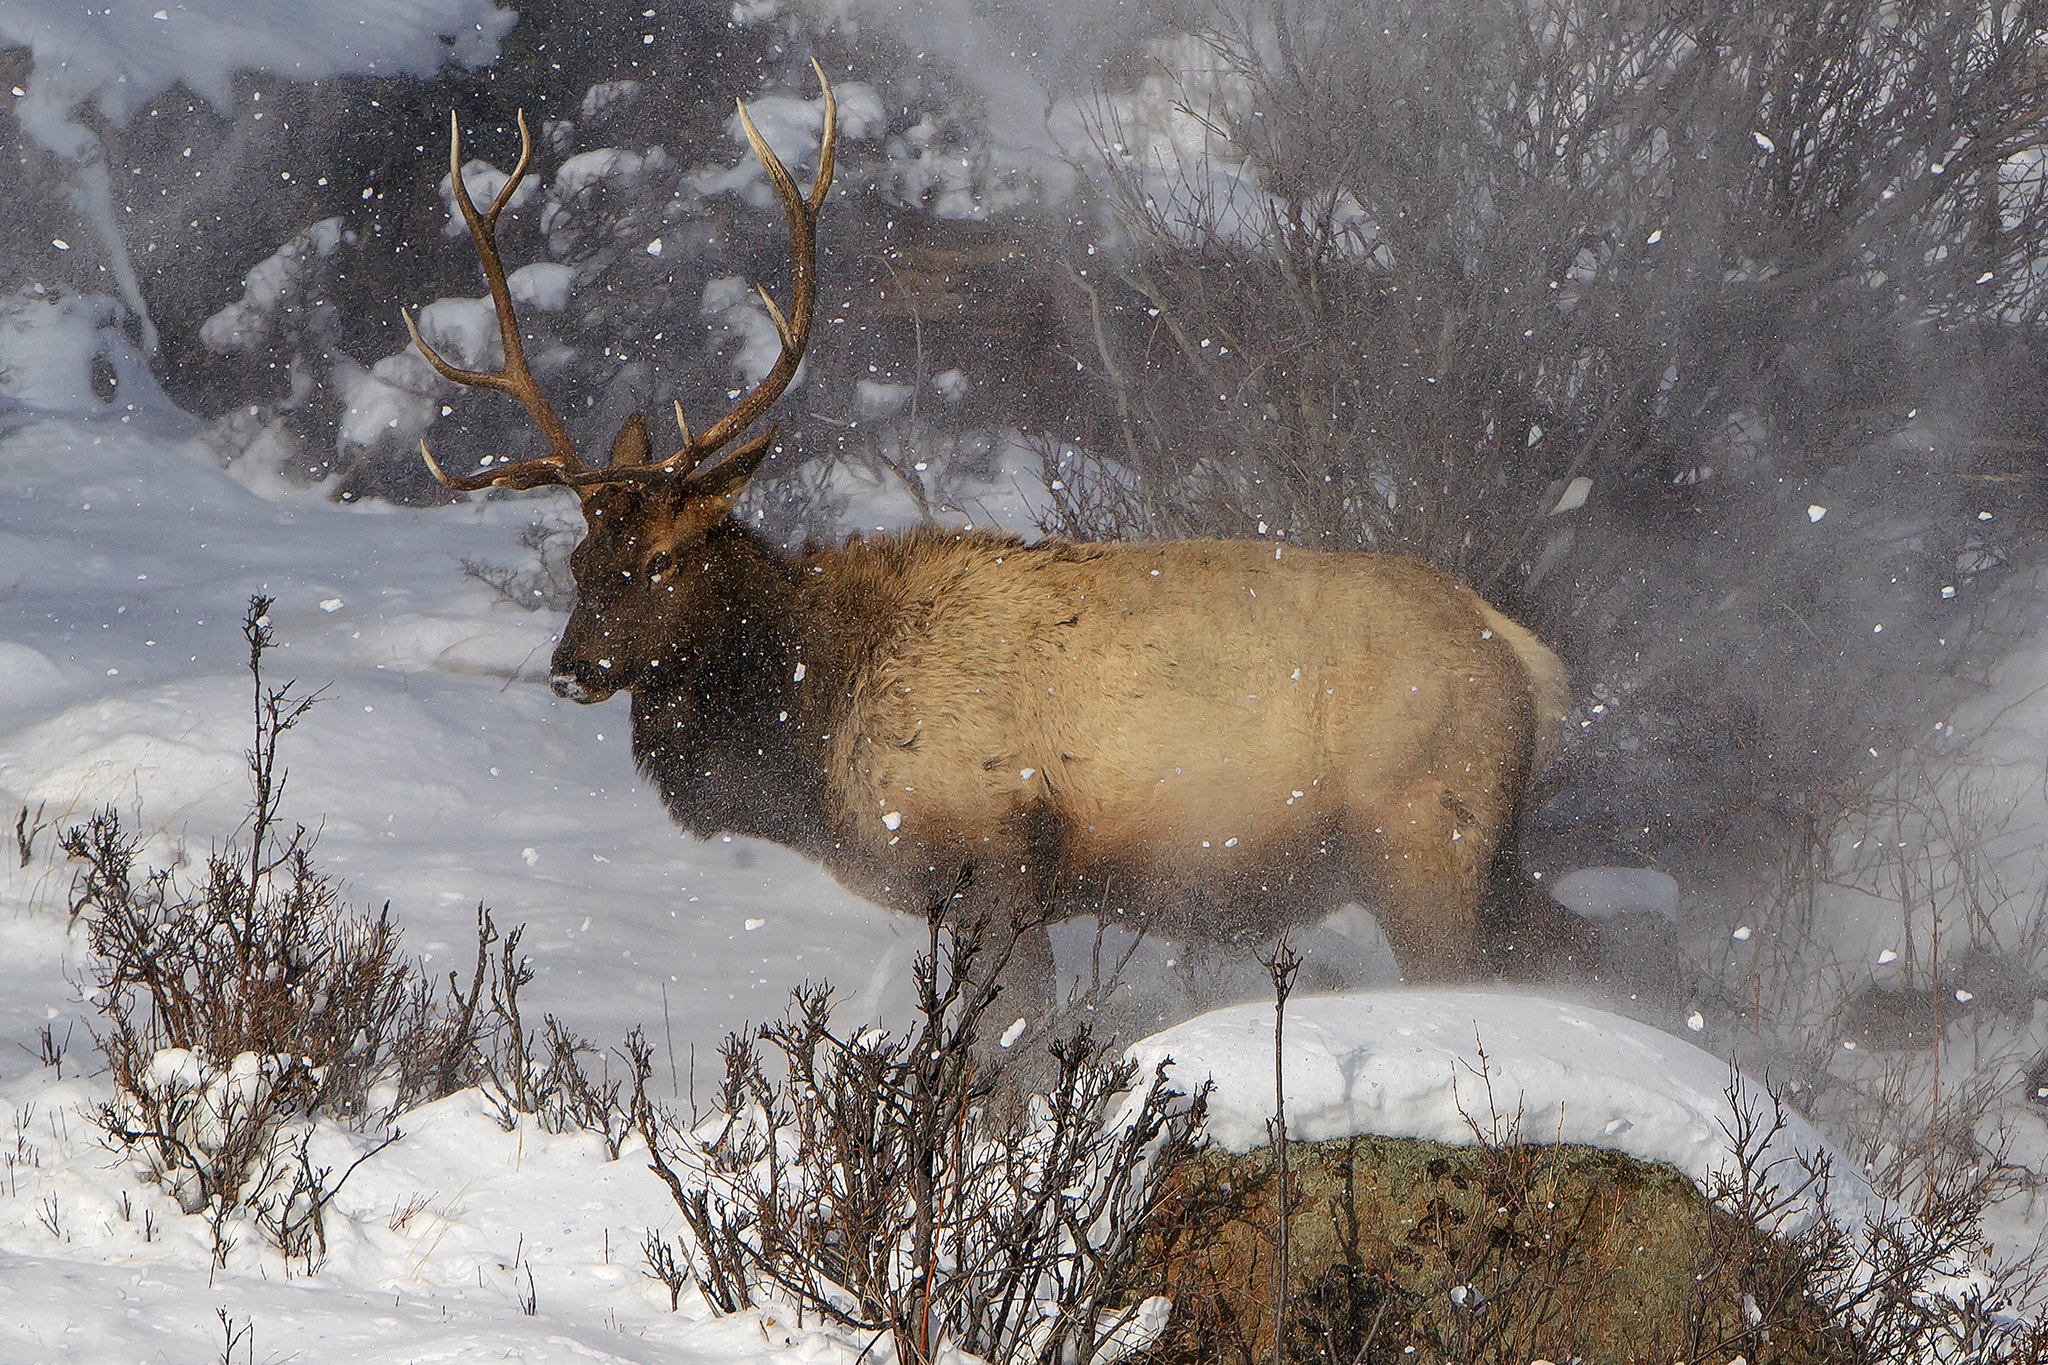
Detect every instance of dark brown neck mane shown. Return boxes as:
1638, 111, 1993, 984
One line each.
627, 520, 837, 854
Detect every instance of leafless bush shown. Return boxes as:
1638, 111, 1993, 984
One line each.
633, 882, 1207, 1365
15, 801, 48, 868
1700, 708, 2048, 1168
447, 914, 606, 1145
1725, 1069, 2048, 1365
470, 933, 639, 1155
1443, 1048, 1848, 1363
1674, 711, 2048, 1354
1072, 0, 2048, 572
61, 597, 538, 1267
534, 1016, 638, 1158
67, 798, 426, 1119
214, 1306, 255, 1365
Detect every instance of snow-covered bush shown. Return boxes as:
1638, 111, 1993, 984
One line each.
634, 889, 1207, 1365
99, 1044, 399, 1268
61, 597, 508, 1266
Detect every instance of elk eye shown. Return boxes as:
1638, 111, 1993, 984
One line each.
645, 551, 675, 579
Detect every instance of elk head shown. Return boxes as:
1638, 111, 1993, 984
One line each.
405, 64, 836, 705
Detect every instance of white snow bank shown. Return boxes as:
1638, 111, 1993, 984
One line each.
0, 289, 186, 425
200, 218, 351, 354
511, 262, 576, 312
349, 606, 559, 681
702, 275, 794, 390
1131, 989, 1877, 1233
334, 351, 441, 455
0, 679, 248, 829
410, 296, 505, 373
0, 1067, 866, 1365
0, 642, 72, 717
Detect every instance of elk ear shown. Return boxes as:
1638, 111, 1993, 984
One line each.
682, 428, 776, 504
608, 411, 652, 468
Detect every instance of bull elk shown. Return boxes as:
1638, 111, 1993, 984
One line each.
407, 65, 1571, 1002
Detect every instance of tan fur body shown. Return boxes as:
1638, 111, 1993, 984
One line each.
708, 530, 1571, 979
416, 87, 1567, 989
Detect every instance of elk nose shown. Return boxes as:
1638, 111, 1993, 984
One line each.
549, 655, 614, 702
548, 644, 614, 702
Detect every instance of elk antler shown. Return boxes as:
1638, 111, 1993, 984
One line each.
406, 110, 586, 491
654, 58, 838, 487
410, 62, 837, 496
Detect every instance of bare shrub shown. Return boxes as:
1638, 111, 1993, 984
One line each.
1070, 0, 2048, 570
461, 516, 579, 612
73, 817, 408, 1268
15, 800, 49, 868
1739, 1069, 2048, 1365
633, 883, 1207, 1365
1699, 708, 2048, 1206
67, 799, 424, 1123
457, 919, 642, 1154
426, 910, 636, 1154
1672, 707, 2048, 1356
62, 596, 528, 1267
534, 1015, 638, 1158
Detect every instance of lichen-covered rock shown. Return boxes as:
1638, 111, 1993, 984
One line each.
1127, 1134, 1848, 1365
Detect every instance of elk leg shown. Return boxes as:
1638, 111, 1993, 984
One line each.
1356, 790, 1495, 982
937, 869, 1057, 1053
992, 916, 1057, 1032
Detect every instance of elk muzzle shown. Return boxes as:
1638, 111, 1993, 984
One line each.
549, 643, 618, 703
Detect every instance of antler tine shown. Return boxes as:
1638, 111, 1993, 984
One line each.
658, 61, 837, 479
469, 107, 536, 232
419, 439, 592, 492
410, 109, 586, 491
804, 58, 837, 217
523, 427, 778, 493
